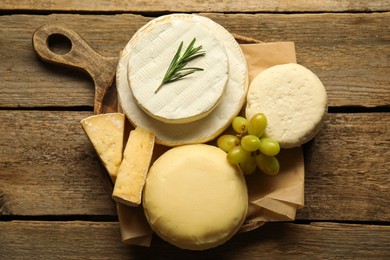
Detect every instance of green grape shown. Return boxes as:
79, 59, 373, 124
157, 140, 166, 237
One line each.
240, 155, 257, 175
227, 146, 250, 165
232, 116, 249, 134
217, 134, 240, 152
241, 135, 261, 152
255, 154, 280, 175
248, 113, 267, 137
259, 137, 280, 156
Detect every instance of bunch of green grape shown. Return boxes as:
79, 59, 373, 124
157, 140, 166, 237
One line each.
217, 113, 281, 175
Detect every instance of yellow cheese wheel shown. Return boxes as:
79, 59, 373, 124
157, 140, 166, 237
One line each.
143, 144, 248, 250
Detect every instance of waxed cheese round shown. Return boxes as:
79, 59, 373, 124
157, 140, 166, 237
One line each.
245, 63, 328, 148
143, 144, 248, 250
128, 17, 229, 124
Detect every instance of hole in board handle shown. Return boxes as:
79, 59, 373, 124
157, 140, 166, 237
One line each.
47, 33, 72, 55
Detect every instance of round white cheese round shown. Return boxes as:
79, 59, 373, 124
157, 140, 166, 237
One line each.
245, 63, 328, 148
128, 18, 229, 124
143, 144, 248, 250
117, 14, 248, 146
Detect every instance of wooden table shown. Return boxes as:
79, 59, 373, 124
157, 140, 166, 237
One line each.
1, 1, 389, 258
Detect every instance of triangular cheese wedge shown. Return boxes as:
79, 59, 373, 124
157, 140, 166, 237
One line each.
112, 127, 155, 207
80, 113, 125, 182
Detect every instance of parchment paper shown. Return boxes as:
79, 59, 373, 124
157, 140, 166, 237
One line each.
117, 41, 304, 246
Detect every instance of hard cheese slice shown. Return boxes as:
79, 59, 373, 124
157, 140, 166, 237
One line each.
112, 127, 155, 207
80, 113, 125, 182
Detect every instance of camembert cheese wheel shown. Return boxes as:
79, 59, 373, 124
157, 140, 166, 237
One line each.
80, 113, 125, 182
117, 14, 248, 146
128, 18, 228, 124
143, 144, 248, 250
245, 63, 328, 148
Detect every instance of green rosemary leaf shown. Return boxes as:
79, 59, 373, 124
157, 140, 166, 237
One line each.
155, 37, 205, 93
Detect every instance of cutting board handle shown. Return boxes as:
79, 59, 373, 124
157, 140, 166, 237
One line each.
32, 24, 118, 114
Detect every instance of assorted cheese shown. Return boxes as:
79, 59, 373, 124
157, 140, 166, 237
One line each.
117, 13, 248, 146
112, 127, 155, 207
245, 63, 328, 148
143, 144, 248, 250
79, 14, 327, 251
128, 18, 228, 124
80, 113, 125, 182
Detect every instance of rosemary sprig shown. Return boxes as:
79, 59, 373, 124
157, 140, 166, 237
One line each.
155, 38, 205, 93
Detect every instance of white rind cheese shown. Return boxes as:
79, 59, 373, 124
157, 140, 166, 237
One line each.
117, 14, 248, 146
128, 18, 228, 124
143, 144, 248, 250
245, 63, 328, 148
80, 113, 125, 182
112, 127, 155, 207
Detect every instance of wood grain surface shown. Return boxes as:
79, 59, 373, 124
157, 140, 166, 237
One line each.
0, 110, 116, 216
0, 0, 389, 13
1, 111, 388, 221
0, 2, 389, 258
1, 13, 389, 109
1, 221, 389, 259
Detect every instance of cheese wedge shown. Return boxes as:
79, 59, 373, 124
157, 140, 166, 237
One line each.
112, 127, 155, 207
143, 144, 248, 250
117, 14, 248, 146
128, 18, 228, 124
245, 63, 328, 148
80, 113, 125, 182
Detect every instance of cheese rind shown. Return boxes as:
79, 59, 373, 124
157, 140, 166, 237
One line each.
128, 18, 228, 124
117, 14, 248, 146
80, 113, 125, 182
143, 144, 248, 250
245, 63, 328, 148
112, 127, 155, 207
